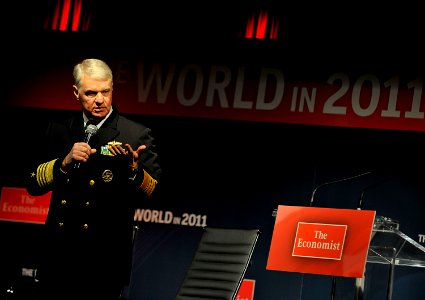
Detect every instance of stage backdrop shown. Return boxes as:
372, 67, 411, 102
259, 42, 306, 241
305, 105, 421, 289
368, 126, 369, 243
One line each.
1, 107, 425, 299
2, 22, 425, 299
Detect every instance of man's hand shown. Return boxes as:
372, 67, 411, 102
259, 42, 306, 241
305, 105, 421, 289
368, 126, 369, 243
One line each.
126, 144, 146, 170
108, 143, 146, 170
62, 142, 97, 171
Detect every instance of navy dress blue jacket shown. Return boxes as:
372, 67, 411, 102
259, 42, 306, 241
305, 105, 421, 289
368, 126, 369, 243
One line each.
26, 107, 162, 299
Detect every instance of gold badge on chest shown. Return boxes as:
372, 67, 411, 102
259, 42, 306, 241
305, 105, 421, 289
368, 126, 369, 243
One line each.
102, 169, 113, 182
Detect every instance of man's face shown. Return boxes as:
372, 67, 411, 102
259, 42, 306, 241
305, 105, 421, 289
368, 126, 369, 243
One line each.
76, 75, 113, 120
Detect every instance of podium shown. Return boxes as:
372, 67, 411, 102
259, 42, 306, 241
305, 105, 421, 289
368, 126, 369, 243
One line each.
356, 216, 425, 299
268, 206, 425, 299
267, 205, 376, 278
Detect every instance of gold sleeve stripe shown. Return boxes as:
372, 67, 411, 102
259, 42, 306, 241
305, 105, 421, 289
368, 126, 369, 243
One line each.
139, 169, 158, 197
36, 159, 58, 188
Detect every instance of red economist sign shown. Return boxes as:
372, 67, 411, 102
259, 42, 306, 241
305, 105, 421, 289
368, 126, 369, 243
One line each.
267, 205, 375, 278
0, 187, 50, 224
292, 222, 347, 260
236, 279, 256, 300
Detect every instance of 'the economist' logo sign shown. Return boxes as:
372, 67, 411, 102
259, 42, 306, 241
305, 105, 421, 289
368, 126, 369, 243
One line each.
236, 279, 256, 300
0, 187, 50, 224
267, 205, 375, 278
292, 222, 347, 260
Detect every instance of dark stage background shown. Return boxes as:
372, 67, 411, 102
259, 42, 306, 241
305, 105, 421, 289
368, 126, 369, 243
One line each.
2, 108, 425, 299
2, 1, 425, 299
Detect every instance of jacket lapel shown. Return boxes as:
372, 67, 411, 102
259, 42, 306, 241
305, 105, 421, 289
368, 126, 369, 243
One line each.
69, 108, 121, 149
91, 109, 120, 149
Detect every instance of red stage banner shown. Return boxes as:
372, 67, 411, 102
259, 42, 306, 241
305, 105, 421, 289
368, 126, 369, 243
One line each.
0, 187, 50, 224
266, 205, 375, 278
7, 60, 425, 132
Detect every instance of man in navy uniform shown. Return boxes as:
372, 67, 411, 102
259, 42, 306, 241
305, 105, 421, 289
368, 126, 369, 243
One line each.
26, 58, 162, 300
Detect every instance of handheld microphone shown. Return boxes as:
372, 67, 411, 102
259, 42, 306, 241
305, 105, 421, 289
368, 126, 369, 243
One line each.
309, 171, 372, 207
74, 124, 98, 169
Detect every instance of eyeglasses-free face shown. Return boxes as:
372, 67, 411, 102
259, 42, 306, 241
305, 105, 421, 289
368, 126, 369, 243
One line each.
83, 89, 112, 99
75, 77, 113, 120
